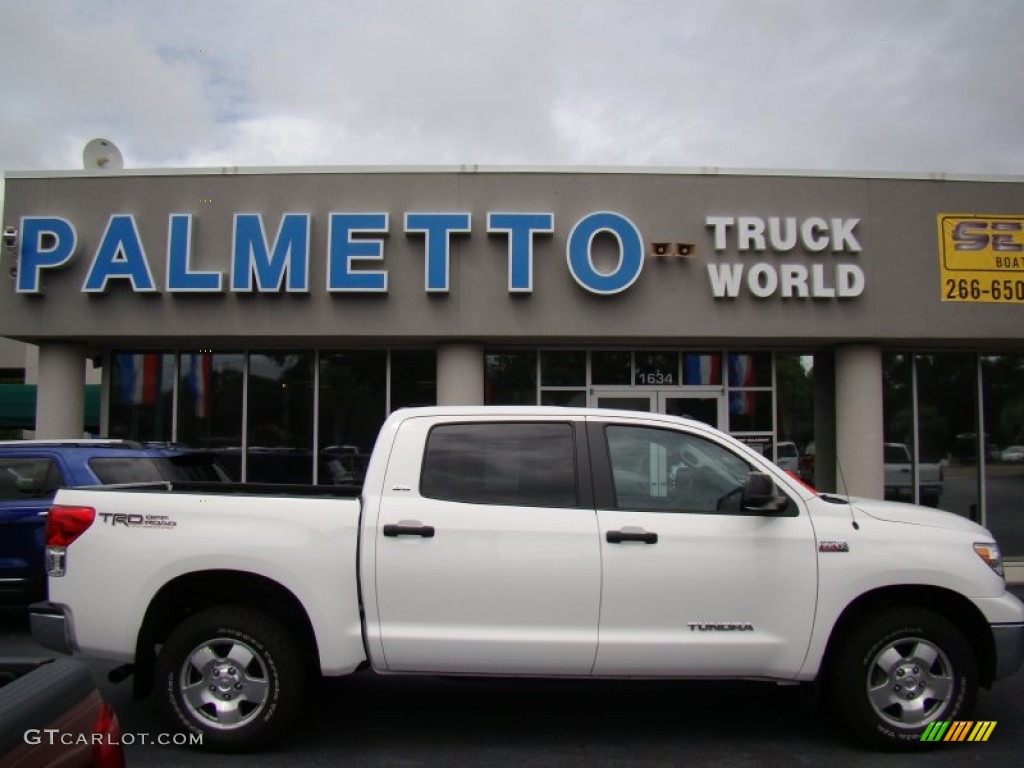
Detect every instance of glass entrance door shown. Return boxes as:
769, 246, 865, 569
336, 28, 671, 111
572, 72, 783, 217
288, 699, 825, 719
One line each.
594, 391, 724, 429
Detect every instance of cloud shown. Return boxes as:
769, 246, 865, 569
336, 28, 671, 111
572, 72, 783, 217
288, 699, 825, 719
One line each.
1, 0, 1022, 182
0, 1, 218, 170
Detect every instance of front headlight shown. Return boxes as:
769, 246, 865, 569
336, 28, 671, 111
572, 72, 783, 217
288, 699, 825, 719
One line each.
974, 542, 1004, 578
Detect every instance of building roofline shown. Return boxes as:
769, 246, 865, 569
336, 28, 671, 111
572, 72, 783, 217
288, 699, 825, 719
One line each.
4, 164, 1024, 184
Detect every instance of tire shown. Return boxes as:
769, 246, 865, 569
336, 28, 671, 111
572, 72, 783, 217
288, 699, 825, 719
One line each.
829, 606, 977, 750
155, 605, 306, 752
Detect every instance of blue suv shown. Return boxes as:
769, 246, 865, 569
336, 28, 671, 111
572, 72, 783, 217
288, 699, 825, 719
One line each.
0, 440, 225, 604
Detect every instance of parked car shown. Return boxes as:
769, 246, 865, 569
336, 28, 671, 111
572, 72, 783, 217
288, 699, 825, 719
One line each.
1000, 445, 1024, 463
31, 407, 1023, 752
0, 439, 226, 604
0, 657, 125, 767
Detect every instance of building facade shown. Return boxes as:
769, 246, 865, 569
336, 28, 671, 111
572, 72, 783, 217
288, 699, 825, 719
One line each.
2, 166, 1022, 574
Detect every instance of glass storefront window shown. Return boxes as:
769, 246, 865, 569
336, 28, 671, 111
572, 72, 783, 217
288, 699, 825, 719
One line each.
634, 351, 679, 386
775, 354, 814, 478
682, 353, 722, 386
884, 353, 982, 518
916, 353, 979, 518
247, 352, 315, 484
983, 356, 1024, 556
318, 352, 386, 486
727, 352, 772, 388
390, 351, 437, 410
592, 351, 631, 385
109, 352, 174, 441
883, 353, 917, 504
485, 351, 537, 405
540, 351, 586, 387
177, 352, 244, 478
541, 390, 587, 407
728, 390, 773, 433
727, 352, 773, 441
108, 347, 438, 485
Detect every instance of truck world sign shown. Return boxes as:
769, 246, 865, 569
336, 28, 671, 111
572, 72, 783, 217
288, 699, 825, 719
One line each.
13, 210, 865, 299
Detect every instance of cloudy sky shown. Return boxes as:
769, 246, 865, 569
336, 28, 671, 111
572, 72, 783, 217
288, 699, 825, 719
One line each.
1, 0, 1022, 210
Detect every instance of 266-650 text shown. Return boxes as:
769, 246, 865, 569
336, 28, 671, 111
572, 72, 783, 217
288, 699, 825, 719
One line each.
944, 278, 1024, 301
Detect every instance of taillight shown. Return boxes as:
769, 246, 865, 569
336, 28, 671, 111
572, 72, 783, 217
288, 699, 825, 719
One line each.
45, 506, 96, 578
92, 700, 126, 768
45, 505, 96, 547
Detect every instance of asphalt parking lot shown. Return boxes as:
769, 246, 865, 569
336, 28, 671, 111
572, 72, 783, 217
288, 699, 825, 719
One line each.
3, 591, 1023, 767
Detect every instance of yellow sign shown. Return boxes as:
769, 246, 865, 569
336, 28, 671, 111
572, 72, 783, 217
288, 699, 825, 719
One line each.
937, 214, 1024, 302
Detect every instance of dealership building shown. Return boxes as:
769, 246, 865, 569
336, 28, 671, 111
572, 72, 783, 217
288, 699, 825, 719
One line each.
2, 165, 1022, 576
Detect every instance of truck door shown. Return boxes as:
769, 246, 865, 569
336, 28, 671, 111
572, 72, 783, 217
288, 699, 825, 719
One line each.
587, 419, 818, 678
370, 417, 602, 675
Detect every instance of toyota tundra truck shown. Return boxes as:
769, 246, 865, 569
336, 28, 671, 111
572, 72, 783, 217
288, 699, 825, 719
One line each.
28, 407, 1024, 752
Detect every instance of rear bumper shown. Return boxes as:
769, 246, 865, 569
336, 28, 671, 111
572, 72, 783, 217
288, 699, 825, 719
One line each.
29, 601, 78, 655
992, 622, 1024, 680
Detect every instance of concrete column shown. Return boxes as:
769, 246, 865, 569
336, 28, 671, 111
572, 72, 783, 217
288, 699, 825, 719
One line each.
436, 343, 484, 405
834, 344, 884, 499
36, 343, 86, 438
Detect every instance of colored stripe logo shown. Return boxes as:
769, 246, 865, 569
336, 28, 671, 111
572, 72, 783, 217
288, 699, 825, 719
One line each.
921, 721, 997, 742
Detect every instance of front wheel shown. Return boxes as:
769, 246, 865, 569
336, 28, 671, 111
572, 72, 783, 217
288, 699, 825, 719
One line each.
829, 606, 977, 749
155, 605, 306, 752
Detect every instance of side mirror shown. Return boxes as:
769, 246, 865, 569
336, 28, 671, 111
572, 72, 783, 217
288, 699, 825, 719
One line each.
741, 471, 789, 514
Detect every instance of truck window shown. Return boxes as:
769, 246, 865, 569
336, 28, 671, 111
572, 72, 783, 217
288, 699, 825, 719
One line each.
421, 422, 578, 508
884, 444, 911, 463
605, 425, 752, 513
0, 458, 62, 500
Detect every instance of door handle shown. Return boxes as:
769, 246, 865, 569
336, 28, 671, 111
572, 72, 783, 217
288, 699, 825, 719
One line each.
606, 529, 658, 544
383, 522, 436, 538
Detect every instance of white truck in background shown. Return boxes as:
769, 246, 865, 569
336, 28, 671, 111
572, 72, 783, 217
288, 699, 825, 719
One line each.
884, 442, 944, 507
29, 407, 1024, 752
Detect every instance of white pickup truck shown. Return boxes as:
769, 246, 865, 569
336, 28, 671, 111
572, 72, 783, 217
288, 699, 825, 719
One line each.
884, 442, 944, 508
29, 407, 1024, 752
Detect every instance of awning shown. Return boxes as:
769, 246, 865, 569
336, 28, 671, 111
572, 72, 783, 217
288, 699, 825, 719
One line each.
0, 384, 101, 430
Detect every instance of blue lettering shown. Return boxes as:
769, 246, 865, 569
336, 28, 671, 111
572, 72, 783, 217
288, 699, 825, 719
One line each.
566, 212, 643, 295
16, 217, 77, 294
327, 213, 388, 292
404, 213, 471, 293
82, 215, 157, 293
230, 213, 310, 292
487, 213, 554, 293
166, 214, 222, 292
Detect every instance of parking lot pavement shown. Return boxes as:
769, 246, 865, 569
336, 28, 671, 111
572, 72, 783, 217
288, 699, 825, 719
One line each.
3, 593, 1023, 767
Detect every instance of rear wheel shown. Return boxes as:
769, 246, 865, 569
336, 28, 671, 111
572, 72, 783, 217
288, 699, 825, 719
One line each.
155, 605, 306, 752
829, 606, 977, 749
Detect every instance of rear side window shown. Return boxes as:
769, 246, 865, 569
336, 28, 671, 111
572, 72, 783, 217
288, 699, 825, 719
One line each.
884, 445, 910, 463
421, 422, 577, 508
0, 457, 62, 500
89, 454, 226, 484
